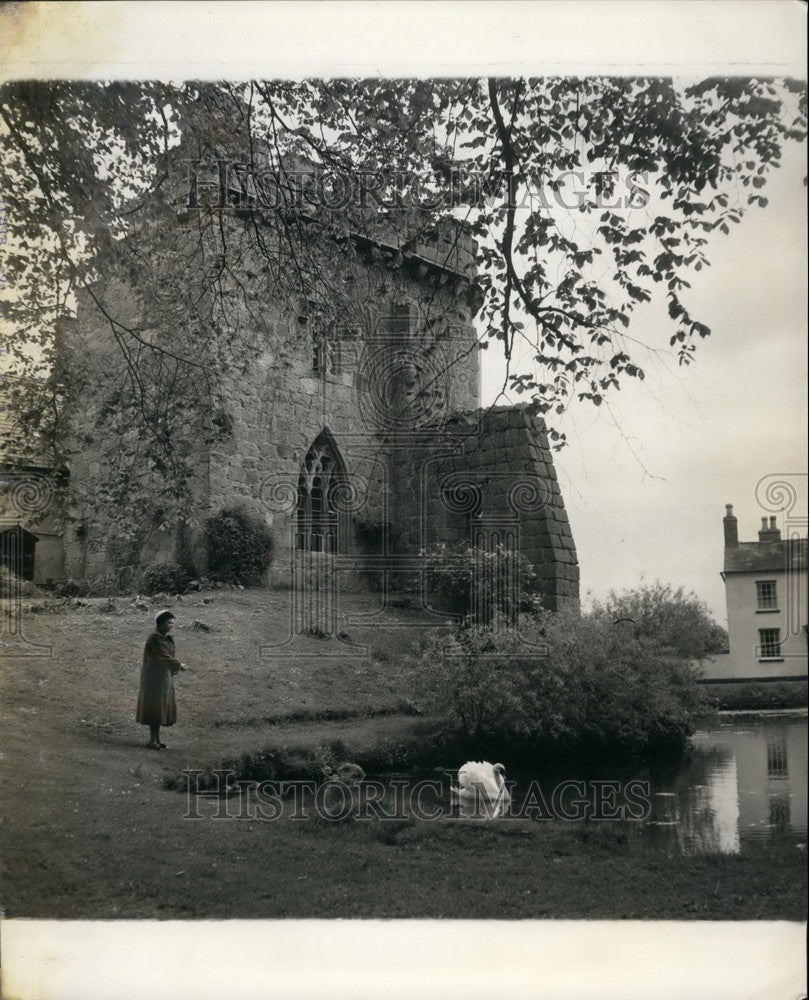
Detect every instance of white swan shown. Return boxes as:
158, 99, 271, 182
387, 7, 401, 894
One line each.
451, 760, 511, 818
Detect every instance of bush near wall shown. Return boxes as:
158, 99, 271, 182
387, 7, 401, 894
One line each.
206, 506, 274, 587
55, 575, 130, 597
0, 567, 42, 598
423, 540, 542, 620
140, 561, 194, 596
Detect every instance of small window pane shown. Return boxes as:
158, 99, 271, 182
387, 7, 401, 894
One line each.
756, 580, 777, 610
758, 628, 781, 658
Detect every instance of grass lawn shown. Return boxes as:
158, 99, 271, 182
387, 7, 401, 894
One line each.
1, 588, 806, 920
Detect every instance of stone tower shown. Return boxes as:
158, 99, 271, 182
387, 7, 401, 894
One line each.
60, 153, 579, 615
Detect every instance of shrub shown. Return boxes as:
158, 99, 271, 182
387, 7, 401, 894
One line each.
589, 581, 728, 660
53, 578, 90, 598
405, 604, 704, 755
141, 561, 193, 596
423, 540, 541, 621
406, 622, 568, 744
86, 574, 132, 597
701, 680, 807, 711
0, 566, 42, 598
206, 506, 274, 586
53, 576, 128, 598
107, 531, 145, 582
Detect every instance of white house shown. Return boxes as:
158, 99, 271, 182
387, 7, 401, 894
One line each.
701, 505, 807, 682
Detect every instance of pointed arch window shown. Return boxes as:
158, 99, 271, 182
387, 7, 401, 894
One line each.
297, 431, 345, 552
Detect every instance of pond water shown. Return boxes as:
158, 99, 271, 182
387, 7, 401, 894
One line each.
378, 713, 807, 855
643, 713, 807, 854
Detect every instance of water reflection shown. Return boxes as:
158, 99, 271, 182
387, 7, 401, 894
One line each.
648, 747, 741, 854
637, 717, 805, 854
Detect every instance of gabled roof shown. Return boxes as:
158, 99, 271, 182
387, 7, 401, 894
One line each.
724, 536, 807, 574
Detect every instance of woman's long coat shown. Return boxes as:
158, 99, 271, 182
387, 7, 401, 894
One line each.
136, 631, 182, 726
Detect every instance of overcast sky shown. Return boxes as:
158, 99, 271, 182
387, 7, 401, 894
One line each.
481, 138, 807, 622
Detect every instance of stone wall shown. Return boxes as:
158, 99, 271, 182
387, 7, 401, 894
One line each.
193, 243, 481, 578
62, 212, 481, 586
393, 405, 579, 612
61, 269, 213, 583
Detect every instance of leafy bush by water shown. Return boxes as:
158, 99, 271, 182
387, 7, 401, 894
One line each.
165, 739, 356, 792
701, 680, 807, 711
405, 603, 705, 754
589, 581, 728, 660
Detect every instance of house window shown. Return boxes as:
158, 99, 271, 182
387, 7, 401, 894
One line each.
758, 628, 782, 659
756, 580, 778, 610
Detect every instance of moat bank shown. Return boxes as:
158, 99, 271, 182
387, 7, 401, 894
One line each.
1, 594, 806, 919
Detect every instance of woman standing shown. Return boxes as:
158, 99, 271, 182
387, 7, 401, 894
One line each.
136, 609, 186, 750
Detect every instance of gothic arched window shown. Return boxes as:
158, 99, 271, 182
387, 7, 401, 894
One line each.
296, 430, 346, 553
